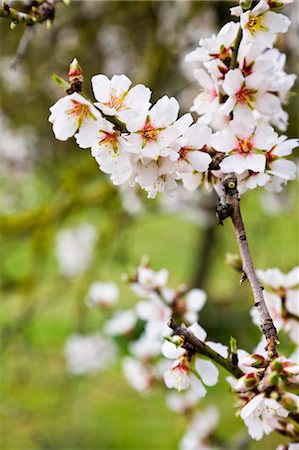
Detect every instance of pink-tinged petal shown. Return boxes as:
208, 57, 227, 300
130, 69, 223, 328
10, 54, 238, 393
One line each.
286, 290, 299, 317
110, 74, 131, 95
244, 154, 266, 173
195, 358, 219, 386
161, 340, 185, 359
188, 322, 207, 341
255, 92, 281, 116
150, 96, 179, 127
211, 130, 236, 153
186, 289, 207, 312
253, 126, 277, 150
263, 11, 290, 33
240, 393, 264, 419
285, 267, 299, 289
268, 159, 297, 180
223, 69, 244, 96
194, 69, 214, 91
91, 74, 111, 103
188, 151, 211, 172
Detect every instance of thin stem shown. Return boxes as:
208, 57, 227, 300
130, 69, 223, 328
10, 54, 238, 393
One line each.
221, 175, 278, 359
231, 26, 243, 70
168, 318, 244, 378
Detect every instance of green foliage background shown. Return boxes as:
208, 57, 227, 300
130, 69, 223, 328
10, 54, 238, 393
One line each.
0, 1, 298, 449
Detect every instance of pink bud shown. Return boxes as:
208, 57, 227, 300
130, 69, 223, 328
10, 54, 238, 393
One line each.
241, 354, 267, 369
68, 58, 84, 84
235, 372, 260, 392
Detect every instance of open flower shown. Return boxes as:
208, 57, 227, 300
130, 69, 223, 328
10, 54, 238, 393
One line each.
125, 96, 192, 160
162, 323, 219, 395
240, 0, 290, 48
86, 282, 119, 308
211, 120, 278, 174
222, 68, 281, 125
92, 74, 151, 121
49, 92, 100, 141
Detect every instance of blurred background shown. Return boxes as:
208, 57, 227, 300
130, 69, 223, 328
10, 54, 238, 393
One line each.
0, 1, 298, 449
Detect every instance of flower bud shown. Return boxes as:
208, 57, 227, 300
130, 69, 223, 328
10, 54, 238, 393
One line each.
268, 371, 279, 386
241, 354, 267, 369
239, 0, 253, 9
270, 358, 283, 373
280, 393, 299, 414
225, 253, 242, 271
282, 362, 299, 377
68, 58, 84, 88
235, 372, 260, 392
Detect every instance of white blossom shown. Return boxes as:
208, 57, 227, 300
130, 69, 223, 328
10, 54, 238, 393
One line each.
55, 224, 97, 277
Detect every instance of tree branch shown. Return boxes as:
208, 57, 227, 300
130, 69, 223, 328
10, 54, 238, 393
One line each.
220, 175, 278, 359
0, 1, 57, 26
168, 318, 244, 378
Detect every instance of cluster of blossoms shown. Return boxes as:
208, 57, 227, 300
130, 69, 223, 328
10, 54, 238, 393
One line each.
63, 260, 299, 446
51, 1, 299, 447
49, 1, 298, 199
230, 353, 299, 441
251, 267, 299, 343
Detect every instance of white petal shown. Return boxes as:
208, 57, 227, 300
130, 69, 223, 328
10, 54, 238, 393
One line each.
195, 358, 219, 386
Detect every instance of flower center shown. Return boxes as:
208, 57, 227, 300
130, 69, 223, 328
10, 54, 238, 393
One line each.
235, 87, 257, 108
104, 95, 124, 111
140, 117, 160, 144
237, 138, 253, 154
70, 100, 91, 119
179, 147, 189, 160
246, 15, 268, 35
98, 130, 120, 153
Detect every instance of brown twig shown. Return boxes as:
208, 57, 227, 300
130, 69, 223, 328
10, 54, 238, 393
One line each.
168, 318, 244, 378
0, 0, 57, 26
219, 175, 278, 359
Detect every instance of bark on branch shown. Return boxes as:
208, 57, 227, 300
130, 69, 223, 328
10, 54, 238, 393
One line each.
168, 318, 244, 378
0, 1, 57, 26
219, 175, 278, 359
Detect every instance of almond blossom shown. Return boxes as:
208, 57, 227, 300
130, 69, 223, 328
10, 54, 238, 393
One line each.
211, 120, 278, 174
49, 92, 100, 141
55, 224, 97, 277
240, 0, 290, 48
91, 74, 151, 121
221, 68, 281, 125
125, 96, 192, 160
64, 333, 116, 375
162, 323, 219, 395
250, 267, 299, 342
86, 281, 119, 308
